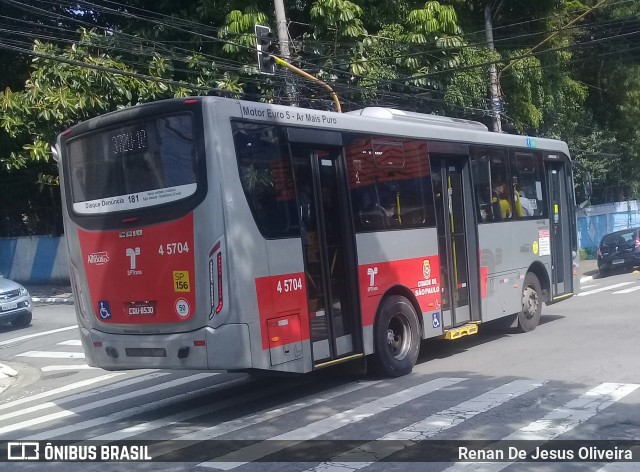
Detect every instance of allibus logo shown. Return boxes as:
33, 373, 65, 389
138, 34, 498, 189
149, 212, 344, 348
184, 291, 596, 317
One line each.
87, 251, 109, 265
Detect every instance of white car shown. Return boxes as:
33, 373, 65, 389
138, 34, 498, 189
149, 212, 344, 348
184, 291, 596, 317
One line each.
0, 277, 32, 328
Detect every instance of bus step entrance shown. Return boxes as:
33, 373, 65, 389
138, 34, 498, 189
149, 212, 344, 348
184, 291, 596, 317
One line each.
443, 322, 479, 340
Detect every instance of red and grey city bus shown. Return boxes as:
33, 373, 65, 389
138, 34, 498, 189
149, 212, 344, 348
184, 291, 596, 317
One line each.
54, 97, 579, 377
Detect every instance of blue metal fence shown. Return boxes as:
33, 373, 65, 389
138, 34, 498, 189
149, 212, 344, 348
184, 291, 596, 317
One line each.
577, 200, 640, 259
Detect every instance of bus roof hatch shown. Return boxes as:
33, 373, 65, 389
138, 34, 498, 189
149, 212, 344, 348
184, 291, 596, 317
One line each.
347, 107, 488, 131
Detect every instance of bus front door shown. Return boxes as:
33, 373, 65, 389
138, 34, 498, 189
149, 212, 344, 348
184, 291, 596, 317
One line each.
546, 159, 574, 298
430, 154, 479, 328
289, 138, 362, 368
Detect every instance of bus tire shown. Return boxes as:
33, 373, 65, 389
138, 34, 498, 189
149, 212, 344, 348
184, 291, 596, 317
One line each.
372, 295, 420, 377
517, 273, 542, 333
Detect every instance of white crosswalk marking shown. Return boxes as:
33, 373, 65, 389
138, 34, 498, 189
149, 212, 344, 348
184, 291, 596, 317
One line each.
94, 380, 378, 441
22, 375, 247, 441
199, 377, 467, 470
0, 372, 168, 424
0, 373, 126, 412
441, 382, 640, 472
16, 351, 85, 359
577, 283, 634, 296
0, 326, 77, 347
41, 365, 98, 372
580, 284, 599, 289
0, 371, 636, 469
596, 454, 640, 472
613, 286, 640, 294
0, 373, 218, 438
57, 340, 83, 346
301, 380, 544, 472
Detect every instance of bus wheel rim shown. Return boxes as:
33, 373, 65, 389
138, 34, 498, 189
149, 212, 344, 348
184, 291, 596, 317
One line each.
386, 312, 411, 360
522, 286, 538, 320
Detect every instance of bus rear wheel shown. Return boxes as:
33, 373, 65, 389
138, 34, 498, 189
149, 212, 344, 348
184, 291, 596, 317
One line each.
518, 273, 542, 332
372, 295, 420, 377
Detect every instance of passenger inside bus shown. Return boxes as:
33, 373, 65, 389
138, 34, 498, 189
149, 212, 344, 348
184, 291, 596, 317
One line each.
513, 181, 534, 217
492, 178, 512, 220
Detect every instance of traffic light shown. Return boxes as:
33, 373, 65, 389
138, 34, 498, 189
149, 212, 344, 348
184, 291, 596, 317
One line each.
255, 25, 276, 75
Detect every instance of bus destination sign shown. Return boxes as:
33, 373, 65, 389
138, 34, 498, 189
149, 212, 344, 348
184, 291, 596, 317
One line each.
110, 127, 148, 156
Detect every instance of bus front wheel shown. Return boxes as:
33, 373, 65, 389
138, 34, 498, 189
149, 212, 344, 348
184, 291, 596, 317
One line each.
372, 295, 420, 377
518, 273, 542, 332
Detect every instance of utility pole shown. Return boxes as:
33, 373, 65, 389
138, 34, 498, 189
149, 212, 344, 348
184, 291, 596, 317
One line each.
484, 2, 502, 133
273, 0, 297, 105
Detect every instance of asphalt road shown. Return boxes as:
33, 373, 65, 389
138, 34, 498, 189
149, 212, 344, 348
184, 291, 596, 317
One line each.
0, 265, 639, 472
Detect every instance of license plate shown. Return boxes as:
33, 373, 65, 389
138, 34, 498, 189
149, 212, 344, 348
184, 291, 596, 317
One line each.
126, 301, 156, 316
612, 259, 625, 265
1, 302, 18, 311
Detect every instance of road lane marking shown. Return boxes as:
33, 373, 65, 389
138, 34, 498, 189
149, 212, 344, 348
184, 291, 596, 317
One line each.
612, 286, 640, 294
577, 283, 633, 296
580, 284, 599, 289
94, 380, 379, 441
0, 372, 218, 438
301, 379, 544, 472
0, 326, 77, 347
17, 351, 85, 359
0, 372, 168, 422
57, 340, 82, 346
441, 382, 640, 472
199, 377, 467, 470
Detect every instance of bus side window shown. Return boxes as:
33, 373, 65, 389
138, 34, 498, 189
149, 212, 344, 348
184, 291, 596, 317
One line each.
345, 135, 435, 232
510, 151, 545, 219
232, 122, 299, 239
471, 147, 512, 222
470, 155, 494, 222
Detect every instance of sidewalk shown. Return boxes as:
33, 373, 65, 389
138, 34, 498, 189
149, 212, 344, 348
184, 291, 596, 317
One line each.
25, 284, 74, 304
579, 258, 599, 283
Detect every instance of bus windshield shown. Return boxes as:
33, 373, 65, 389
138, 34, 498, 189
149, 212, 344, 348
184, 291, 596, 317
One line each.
66, 113, 198, 215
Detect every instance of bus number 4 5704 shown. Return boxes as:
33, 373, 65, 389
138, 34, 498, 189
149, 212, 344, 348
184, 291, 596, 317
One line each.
158, 242, 190, 255
277, 278, 303, 293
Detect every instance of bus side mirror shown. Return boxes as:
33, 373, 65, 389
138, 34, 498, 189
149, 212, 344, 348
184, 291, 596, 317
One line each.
51, 145, 60, 163
572, 160, 592, 208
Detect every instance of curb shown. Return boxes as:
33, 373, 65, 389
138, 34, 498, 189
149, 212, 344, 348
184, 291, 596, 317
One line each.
0, 362, 18, 378
32, 296, 74, 305
0, 362, 18, 395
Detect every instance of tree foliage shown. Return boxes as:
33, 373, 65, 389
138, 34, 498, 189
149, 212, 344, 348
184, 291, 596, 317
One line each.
0, 0, 639, 203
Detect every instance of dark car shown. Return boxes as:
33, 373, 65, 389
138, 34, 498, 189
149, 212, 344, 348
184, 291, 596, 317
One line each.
597, 227, 640, 274
0, 277, 32, 328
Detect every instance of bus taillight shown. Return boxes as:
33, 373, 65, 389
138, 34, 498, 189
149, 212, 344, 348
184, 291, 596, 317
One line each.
215, 252, 223, 314
209, 258, 215, 316
208, 243, 224, 318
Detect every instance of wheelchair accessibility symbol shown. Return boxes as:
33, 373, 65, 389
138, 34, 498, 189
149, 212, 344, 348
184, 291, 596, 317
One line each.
98, 300, 112, 320
432, 312, 441, 329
